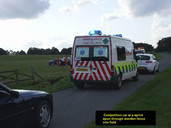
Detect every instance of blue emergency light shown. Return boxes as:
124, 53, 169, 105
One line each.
114, 34, 122, 37
89, 30, 102, 36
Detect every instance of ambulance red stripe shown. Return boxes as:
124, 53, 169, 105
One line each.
75, 61, 80, 66
84, 73, 89, 80
104, 61, 111, 75
79, 73, 84, 80
99, 61, 109, 81
74, 73, 79, 80
80, 61, 85, 66
93, 61, 104, 81
92, 72, 98, 80
84, 61, 89, 67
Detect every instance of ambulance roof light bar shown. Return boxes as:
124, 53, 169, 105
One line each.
114, 34, 122, 37
89, 30, 102, 36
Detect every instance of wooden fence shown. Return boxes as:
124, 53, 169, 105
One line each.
0, 67, 43, 84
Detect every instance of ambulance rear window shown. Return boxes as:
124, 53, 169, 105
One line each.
75, 46, 90, 60
93, 46, 109, 61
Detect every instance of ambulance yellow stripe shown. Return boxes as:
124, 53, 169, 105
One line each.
119, 62, 123, 73
123, 62, 126, 73
115, 63, 119, 74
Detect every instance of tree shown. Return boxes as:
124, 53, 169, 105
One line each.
134, 43, 154, 52
60, 47, 72, 55
27, 47, 43, 54
16, 50, 26, 55
51, 47, 60, 55
156, 37, 171, 52
0, 48, 7, 55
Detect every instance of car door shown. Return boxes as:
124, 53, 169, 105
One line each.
0, 89, 32, 128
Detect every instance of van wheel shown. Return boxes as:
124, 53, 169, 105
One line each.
75, 83, 84, 89
113, 75, 122, 90
132, 71, 139, 81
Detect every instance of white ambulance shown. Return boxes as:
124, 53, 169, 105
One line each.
70, 30, 139, 89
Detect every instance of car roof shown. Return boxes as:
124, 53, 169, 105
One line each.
136, 53, 153, 56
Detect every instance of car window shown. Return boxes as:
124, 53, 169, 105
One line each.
136, 55, 150, 60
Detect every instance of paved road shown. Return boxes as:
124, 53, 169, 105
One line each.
50, 53, 171, 128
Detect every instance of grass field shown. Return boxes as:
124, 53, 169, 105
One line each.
85, 64, 171, 128
0, 55, 75, 93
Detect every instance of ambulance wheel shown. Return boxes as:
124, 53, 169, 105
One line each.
132, 71, 139, 81
113, 75, 122, 90
75, 83, 84, 89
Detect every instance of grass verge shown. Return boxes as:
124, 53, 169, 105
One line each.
85, 64, 171, 128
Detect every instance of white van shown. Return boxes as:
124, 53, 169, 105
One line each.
70, 30, 139, 89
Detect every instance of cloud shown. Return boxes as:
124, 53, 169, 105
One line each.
59, 0, 99, 12
25, 41, 43, 49
150, 14, 171, 46
73, 0, 99, 11
59, 6, 72, 13
101, 0, 171, 21
0, 0, 50, 19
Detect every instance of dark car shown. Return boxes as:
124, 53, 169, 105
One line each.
49, 59, 70, 66
0, 82, 53, 128
49, 59, 57, 65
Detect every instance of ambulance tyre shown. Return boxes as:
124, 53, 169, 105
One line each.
132, 71, 139, 81
75, 83, 84, 89
113, 74, 122, 90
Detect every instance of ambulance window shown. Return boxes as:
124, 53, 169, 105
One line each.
75, 46, 90, 60
117, 46, 126, 61
93, 46, 109, 61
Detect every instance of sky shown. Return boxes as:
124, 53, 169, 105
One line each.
0, 0, 171, 52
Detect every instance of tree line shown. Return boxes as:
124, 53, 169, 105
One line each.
0, 47, 72, 55
0, 37, 170, 55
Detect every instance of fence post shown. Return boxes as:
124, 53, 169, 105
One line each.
31, 67, 35, 84
15, 69, 18, 84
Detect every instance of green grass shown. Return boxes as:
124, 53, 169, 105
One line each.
85, 64, 171, 128
0, 55, 75, 93
167, 52, 171, 55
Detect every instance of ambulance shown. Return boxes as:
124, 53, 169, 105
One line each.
70, 30, 139, 89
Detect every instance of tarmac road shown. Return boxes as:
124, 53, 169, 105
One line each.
50, 53, 171, 128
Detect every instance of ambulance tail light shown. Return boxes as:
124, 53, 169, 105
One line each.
70, 64, 73, 74
111, 65, 114, 76
146, 61, 152, 63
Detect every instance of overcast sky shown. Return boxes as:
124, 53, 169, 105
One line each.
0, 0, 171, 52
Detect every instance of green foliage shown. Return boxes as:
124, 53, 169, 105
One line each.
133, 43, 154, 52
156, 37, 171, 52
0, 48, 8, 55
